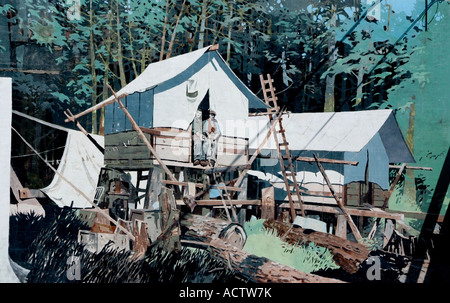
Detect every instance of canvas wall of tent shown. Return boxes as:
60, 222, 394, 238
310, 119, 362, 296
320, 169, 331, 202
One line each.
102, 45, 268, 169
246, 109, 415, 210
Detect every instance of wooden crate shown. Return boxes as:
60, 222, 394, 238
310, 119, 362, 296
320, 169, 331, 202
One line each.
129, 209, 162, 242
105, 128, 249, 168
217, 136, 248, 166
78, 230, 129, 253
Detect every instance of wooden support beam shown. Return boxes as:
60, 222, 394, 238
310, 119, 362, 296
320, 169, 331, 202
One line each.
389, 164, 432, 171
261, 186, 275, 220
234, 111, 284, 188
63, 109, 105, 154
313, 154, 362, 241
64, 91, 128, 123
386, 209, 445, 222
0, 67, 60, 75
179, 214, 343, 283
163, 180, 203, 188
279, 203, 404, 220
162, 180, 243, 192
336, 215, 347, 239
208, 44, 219, 51
107, 84, 177, 182
19, 188, 46, 199
263, 219, 370, 274
296, 156, 359, 166
177, 200, 261, 207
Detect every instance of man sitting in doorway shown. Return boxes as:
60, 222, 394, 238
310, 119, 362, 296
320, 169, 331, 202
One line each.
202, 109, 220, 167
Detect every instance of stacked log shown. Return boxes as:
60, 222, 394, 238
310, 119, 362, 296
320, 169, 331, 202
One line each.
263, 219, 370, 274
179, 213, 344, 283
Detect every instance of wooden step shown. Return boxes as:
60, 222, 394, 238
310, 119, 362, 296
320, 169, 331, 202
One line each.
279, 142, 289, 146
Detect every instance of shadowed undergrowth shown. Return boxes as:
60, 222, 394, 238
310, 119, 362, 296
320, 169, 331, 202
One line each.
9, 208, 235, 283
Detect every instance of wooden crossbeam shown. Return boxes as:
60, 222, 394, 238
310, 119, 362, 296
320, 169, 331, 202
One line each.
178, 200, 261, 207
278, 203, 404, 221
64, 109, 105, 154
389, 164, 432, 171
63, 91, 129, 123
296, 156, 359, 166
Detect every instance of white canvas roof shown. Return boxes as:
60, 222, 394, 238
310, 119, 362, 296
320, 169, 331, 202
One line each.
248, 109, 414, 163
102, 45, 268, 137
104, 47, 209, 99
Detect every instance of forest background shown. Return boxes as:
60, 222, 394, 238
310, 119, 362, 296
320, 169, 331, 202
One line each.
1, 0, 449, 231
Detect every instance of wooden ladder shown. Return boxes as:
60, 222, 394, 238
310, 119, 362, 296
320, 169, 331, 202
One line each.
259, 74, 306, 220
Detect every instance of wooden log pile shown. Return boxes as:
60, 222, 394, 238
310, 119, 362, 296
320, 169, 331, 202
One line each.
178, 213, 344, 283
263, 219, 370, 274
207, 238, 345, 283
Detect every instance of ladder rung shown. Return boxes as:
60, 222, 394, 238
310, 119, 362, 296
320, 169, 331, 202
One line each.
282, 155, 291, 159
276, 129, 286, 133
279, 142, 289, 146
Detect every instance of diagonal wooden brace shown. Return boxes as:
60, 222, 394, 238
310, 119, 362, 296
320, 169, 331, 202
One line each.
313, 153, 362, 242
107, 84, 177, 182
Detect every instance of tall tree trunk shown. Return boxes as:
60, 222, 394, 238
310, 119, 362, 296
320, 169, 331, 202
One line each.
226, 2, 233, 64
405, 102, 416, 204
355, 65, 365, 107
89, 0, 98, 134
128, 22, 138, 77
198, 0, 207, 49
160, 0, 170, 61
324, 5, 337, 112
100, 9, 113, 136
115, 0, 127, 87
281, 50, 289, 87
166, 0, 187, 59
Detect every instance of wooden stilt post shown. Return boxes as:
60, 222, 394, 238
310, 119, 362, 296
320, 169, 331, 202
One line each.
261, 186, 275, 220
336, 215, 347, 239
313, 153, 362, 242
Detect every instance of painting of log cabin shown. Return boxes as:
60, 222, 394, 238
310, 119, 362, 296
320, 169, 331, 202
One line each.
1, 0, 450, 290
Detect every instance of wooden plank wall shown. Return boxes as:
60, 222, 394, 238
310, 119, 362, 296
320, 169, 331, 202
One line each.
345, 182, 388, 208
217, 136, 248, 166
272, 182, 344, 205
104, 128, 249, 168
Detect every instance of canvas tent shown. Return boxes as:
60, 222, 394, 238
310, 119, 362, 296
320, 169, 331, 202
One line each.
103, 45, 269, 138
12, 111, 104, 209
246, 109, 414, 205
